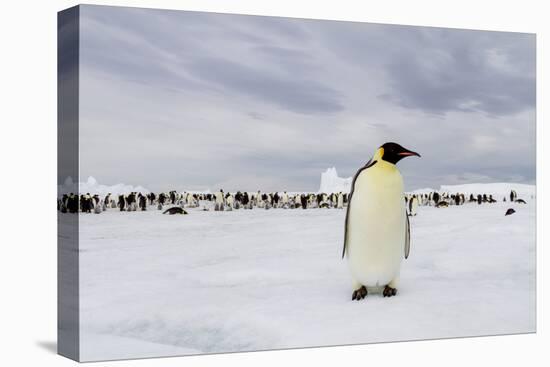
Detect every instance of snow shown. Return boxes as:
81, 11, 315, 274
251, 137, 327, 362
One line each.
318, 167, 352, 193
71, 199, 535, 361
57, 176, 150, 197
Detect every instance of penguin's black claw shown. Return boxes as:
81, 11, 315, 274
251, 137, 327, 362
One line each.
352, 286, 367, 301
383, 286, 397, 297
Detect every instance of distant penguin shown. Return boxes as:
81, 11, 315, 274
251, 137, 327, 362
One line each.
515, 199, 527, 204
293, 194, 301, 209
505, 208, 516, 216
256, 191, 263, 208
137, 194, 146, 211
158, 193, 167, 206
186, 192, 196, 207
432, 192, 440, 206
170, 191, 176, 204
214, 190, 224, 211
271, 192, 278, 207
281, 191, 289, 208
408, 195, 418, 216
163, 207, 188, 215
454, 193, 460, 206
104, 193, 111, 208
337, 192, 344, 209
67, 193, 78, 213
225, 193, 234, 211
322, 193, 328, 207
343, 142, 420, 300
300, 194, 308, 209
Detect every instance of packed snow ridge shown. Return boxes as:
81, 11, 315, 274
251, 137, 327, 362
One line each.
58, 176, 150, 197
319, 168, 535, 197
318, 167, 352, 193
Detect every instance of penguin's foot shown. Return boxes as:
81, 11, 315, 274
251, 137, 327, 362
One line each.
352, 286, 367, 301
383, 285, 397, 297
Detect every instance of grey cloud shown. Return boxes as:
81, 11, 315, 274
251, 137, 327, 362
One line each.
186, 56, 343, 114
80, 5, 342, 115
247, 111, 267, 120
312, 22, 535, 116
379, 29, 535, 116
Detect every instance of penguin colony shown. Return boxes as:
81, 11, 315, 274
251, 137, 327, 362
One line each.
57, 188, 530, 215
57, 190, 352, 214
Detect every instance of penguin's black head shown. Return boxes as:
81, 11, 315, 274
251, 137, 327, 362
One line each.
379, 142, 420, 164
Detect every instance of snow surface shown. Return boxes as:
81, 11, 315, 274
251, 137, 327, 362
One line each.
72, 199, 536, 361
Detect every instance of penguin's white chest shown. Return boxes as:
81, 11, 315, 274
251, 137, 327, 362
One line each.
347, 162, 405, 287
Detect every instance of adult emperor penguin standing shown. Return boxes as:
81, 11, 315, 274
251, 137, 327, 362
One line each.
342, 142, 420, 300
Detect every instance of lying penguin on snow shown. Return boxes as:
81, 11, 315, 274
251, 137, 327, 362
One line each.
163, 207, 188, 215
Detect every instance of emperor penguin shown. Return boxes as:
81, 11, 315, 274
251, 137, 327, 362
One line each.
281, 191, 289, 208
214, 190, 224, 211
342, 142, 420, 300
226, 193, 234, 210
337, 192, 344, 209
186, 192, 195, 207
409, 195, 418, 216
256, 190, 263, 208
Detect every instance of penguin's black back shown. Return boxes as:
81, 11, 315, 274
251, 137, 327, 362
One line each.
163, 207, 188, 215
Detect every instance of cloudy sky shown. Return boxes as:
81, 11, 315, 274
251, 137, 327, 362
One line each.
76, 5, 536, 192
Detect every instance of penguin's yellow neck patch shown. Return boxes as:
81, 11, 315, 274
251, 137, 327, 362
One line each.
372, 146, 398, 172
374, 147, 384, 161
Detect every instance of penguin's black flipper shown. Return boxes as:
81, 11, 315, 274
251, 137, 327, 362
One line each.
342, 159, 378, 259
404, 211, 410, 259
342, 192, 353, 259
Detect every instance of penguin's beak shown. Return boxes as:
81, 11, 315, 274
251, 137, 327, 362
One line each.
398, 149, 421, 158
